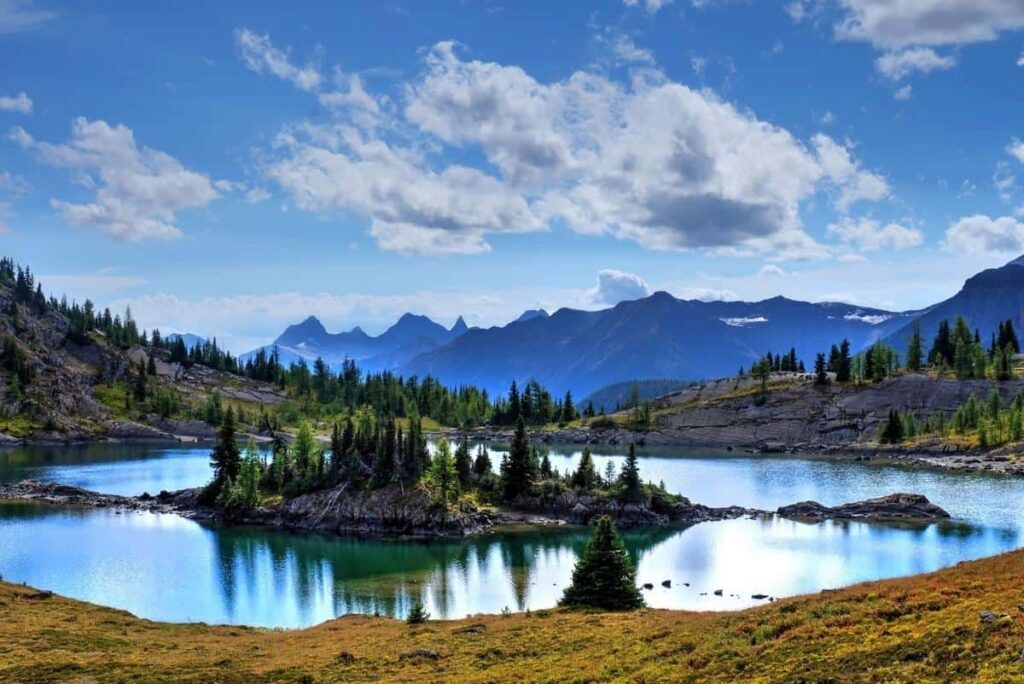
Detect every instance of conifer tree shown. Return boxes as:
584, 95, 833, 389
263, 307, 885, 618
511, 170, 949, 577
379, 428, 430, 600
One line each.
454, 434, 472, 488
472, 445, 492, 478
836, 339, 852, 382
619, 442, 644, 504
559, 516, 644, 611
208, 407, 241, 499
428, 438, 459, 505
814, 352, 828, 385
502, 417, 534, 501
906, 322, 923, 371
571, 447, 598, 490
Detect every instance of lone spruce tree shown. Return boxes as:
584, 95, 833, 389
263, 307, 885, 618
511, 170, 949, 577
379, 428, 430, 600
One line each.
559, 516, 645, 610
619, 442, 644, 503
206, 407, 241, 502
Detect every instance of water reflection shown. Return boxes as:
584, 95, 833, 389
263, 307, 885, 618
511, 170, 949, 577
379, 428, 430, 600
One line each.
2, 444, 1024, 628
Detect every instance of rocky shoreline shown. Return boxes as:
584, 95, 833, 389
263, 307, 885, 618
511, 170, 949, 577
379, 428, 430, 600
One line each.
0, 480, 951, 538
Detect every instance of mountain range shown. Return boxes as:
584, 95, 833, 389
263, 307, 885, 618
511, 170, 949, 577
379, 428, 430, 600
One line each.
243, 256, 1024, 398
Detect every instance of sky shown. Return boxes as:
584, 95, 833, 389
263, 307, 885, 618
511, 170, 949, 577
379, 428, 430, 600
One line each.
2, 0, 1024, 352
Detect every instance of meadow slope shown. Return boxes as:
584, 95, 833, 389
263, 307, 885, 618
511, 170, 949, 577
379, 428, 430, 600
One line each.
1, 549, 1023, 683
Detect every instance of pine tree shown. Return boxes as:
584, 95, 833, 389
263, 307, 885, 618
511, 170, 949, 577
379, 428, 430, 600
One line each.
836, 339, 852, 382
571, 447, 598, 490
454, 434, 472, 488
906, 322, 923, 371
559, 516, 645, 611
133, 359, 147, 403
502, 417, 534, 501
147, 353, 157, 376
814, 352, 828, 385
406, 600, 430, 624
619, 442, 644, 504
428, 438, 459, 505
208, 407, 241, 500
472, 445, 492, 478
561, 390, 576, 423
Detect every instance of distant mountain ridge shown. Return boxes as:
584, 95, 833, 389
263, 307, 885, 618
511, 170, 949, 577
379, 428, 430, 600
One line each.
242, 313, 469, 372
251, 256, 1024, 398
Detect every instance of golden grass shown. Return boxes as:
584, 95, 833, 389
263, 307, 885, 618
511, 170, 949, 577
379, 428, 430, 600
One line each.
2, 549, 1023, 683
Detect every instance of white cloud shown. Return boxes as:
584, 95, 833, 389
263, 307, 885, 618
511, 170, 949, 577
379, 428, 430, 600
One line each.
245, 38, 890, 259
13, 118, 222, 241
623, 0, 674, 13
235, 28, 322, 92
826, 217, 924, 252
266, 125, 542, 255
0, 92, 32, 114
944, 214, 1024, 256
758, 264, 787, 277
1018, 51, 1024, 66
875, 47, 955, 80
894, 84, 913, 100
0, 0, 56, 34
245, 187, 271, 203
610, 36, 655, 65
0, 170, 30, 196
811, 134, 890, 211
672, 285, 737, 301
994, 161, 1016, 201
590, 269, 652, 305
836, 0, 1024, 50
1008, 139, 1024, 165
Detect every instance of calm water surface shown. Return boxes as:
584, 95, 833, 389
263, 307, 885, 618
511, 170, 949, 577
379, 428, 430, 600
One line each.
1, 442, 1022, 628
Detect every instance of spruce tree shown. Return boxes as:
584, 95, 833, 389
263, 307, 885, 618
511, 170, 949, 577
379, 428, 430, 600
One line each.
619, 442, 644, 504
571, 447, 598, 490
836, 339, 852, 382
502, 417, 534, 501
454, 434, 472, 488
559, 516, 644, 611
208, 407, 241, 500
814, 352, 828, 385
907, 322, 923, 371
472, 445, 492, 478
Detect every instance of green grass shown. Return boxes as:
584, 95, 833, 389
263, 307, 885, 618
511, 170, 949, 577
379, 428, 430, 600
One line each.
1, 548, 1023, 682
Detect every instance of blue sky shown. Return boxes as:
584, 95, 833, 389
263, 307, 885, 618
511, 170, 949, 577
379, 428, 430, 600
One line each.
2, 0, 1024, 352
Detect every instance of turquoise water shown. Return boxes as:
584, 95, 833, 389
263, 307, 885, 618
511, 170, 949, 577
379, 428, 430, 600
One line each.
0, 443, 1022, 628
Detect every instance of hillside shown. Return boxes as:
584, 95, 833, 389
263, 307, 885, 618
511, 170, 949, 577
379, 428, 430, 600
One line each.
1, 548, 1021, 682
0, 274, 284, 442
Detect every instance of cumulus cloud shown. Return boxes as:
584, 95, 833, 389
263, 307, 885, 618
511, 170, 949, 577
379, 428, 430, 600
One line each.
944, 214, 1024, 255
894, 84, 913, 100
0, 0, 56, 34
0, 92, 32, 114
590, 269, 652, 305
242, 37, 890, 258
875, 47, 955, 80
1008, 139, 1024, 165
826, 217, 924, 252
235, 28, 322, 92
266, 126, 542, 255
835, 0, 1024, 50
11, 118, 222, 241
811, 134, 889, 210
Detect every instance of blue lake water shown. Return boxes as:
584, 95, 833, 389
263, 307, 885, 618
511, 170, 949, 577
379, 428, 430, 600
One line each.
1, 442, 1022, 628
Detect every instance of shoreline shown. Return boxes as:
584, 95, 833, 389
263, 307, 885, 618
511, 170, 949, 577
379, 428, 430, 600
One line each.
2, 547, 1022, 681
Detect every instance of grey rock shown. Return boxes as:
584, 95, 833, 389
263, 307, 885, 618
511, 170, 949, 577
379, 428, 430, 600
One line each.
777, 493, 950, 521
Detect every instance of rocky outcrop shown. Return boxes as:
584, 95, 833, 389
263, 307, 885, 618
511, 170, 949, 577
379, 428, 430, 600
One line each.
777, 493, 950, 521
512, 491, 755, 527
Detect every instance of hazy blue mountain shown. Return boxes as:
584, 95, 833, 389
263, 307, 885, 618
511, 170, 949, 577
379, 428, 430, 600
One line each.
885, 255, 1024, 353
400, 292, 913, 397
164, 333, 206, 349
242, 313, 468, 371
515, 309, 549, 323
